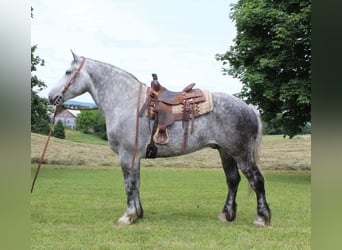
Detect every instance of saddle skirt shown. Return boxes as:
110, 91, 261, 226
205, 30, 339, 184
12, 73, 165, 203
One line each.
144, 89, 213, 120
171, 90, 213, 117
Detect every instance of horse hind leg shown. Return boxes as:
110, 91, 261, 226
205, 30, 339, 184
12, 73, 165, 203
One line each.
237, 155, 271, 227
217, 149, 241, 222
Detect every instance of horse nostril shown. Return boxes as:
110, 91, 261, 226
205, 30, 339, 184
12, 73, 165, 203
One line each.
55, 96, 62, 105
50, 95, 63, 105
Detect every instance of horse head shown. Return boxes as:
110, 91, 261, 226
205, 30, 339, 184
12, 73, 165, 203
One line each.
48, 51, 91, 105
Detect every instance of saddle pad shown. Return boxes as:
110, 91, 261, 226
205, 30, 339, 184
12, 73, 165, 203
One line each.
171, 90, 213, 116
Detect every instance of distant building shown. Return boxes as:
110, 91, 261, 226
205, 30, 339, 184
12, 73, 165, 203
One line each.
53, 109, 79, 129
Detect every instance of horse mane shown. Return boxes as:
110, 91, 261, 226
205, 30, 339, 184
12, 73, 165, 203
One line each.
85, 57, 146, 86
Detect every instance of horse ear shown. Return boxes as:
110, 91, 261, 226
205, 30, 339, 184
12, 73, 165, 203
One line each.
71, 50, 80, 62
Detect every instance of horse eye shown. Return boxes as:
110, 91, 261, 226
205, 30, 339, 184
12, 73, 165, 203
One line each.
65, 70, 72, 75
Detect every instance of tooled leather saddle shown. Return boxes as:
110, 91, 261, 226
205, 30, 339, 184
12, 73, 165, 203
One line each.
139, 74, 206, 158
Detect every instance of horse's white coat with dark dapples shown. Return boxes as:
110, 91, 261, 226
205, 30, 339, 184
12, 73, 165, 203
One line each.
48, 52, 271, 226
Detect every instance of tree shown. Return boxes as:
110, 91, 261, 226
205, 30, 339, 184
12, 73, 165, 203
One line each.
52, 120, 66, 139
76, 110, 107, 140
31, 8, 50, 135
31, 45, 51, 134
76, 110, 96, 132
216, 0, 311, 138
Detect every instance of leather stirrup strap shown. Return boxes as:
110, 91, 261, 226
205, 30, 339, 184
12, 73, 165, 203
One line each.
145, 112, 158, 158
130, 83, 143, 174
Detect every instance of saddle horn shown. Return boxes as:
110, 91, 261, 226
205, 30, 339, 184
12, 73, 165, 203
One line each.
151, 73, 161, 92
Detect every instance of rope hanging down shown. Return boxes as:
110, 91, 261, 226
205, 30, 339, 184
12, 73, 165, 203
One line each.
31, 57, 97, 192
31, 108, 58, 193
31, 105, 98, 193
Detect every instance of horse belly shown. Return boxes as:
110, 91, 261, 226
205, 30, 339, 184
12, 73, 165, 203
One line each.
151, 117, 214, 158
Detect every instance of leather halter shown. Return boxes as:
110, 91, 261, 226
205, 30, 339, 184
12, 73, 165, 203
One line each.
62, 57, 86, 94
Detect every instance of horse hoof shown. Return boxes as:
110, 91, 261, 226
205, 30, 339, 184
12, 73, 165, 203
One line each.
117, 213, 135, 226
117, 218, 131, 226
217, 213, 227, 222
253, 216, 266, 227
117, 220, 130, 226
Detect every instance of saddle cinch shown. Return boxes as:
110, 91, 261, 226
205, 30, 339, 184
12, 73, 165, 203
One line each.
139, 73, 213, 158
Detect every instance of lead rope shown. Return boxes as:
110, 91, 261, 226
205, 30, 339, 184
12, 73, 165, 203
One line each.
130, 83, 143, 175
31, 57, 90, 193
31, 105, 98, 193
31, 108, 58, 193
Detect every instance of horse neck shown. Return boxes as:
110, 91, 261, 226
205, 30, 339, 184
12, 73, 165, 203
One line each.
85, 59, 143, 116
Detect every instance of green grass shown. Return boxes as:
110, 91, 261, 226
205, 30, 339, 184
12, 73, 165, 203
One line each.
31, 165, 310, 249
64, 129, 108, 145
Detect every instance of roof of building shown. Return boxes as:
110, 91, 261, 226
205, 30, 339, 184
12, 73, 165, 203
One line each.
55, 109, 78, 118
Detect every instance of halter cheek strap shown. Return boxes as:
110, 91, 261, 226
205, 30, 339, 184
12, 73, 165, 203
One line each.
62, 57, 86, 94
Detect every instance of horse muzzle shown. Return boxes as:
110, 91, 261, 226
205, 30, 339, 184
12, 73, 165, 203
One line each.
49, 94, 64, 106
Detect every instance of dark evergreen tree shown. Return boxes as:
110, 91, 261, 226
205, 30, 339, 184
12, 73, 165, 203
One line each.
52, 120, 65, 139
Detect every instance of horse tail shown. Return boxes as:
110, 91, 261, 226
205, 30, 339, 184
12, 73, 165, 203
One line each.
247, 105, 263, 197
250, 105, 263, 165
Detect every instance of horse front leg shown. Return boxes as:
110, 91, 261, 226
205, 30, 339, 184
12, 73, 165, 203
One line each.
117, 153, 143, 226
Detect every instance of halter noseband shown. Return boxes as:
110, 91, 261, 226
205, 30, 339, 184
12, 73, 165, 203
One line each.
61, 57, 86, 94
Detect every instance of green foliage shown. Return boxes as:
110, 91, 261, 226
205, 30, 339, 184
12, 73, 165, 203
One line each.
31, 45, 46, 91
31, 93, 50, 135
263, 114, 311, 135
31, 44, 50, 135
31, 9, 50, 135
53, 120, 66, 139
263, 113, 283, 135
216, 0, 311, 138
76, 110, 107, 140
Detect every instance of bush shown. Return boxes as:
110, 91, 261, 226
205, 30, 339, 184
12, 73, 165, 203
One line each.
31, 92, 51, 135
53, 120, 65, 139
31, 117, 51, 135
76, 110, 107, 140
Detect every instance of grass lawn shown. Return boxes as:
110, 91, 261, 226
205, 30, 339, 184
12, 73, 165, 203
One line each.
64, 129, 108, 145
31, 165, 310, 249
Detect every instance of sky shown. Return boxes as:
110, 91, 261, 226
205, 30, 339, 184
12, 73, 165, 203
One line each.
31, 0, 241, 103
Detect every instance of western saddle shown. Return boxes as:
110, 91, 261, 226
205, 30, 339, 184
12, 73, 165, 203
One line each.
139, 73, 206, 158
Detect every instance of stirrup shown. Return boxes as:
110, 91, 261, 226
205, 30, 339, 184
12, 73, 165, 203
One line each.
145, 143, 157, 158
153, 128, 169, 144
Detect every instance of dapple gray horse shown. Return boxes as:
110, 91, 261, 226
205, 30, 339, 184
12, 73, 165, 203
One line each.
48, 52, 271, 227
